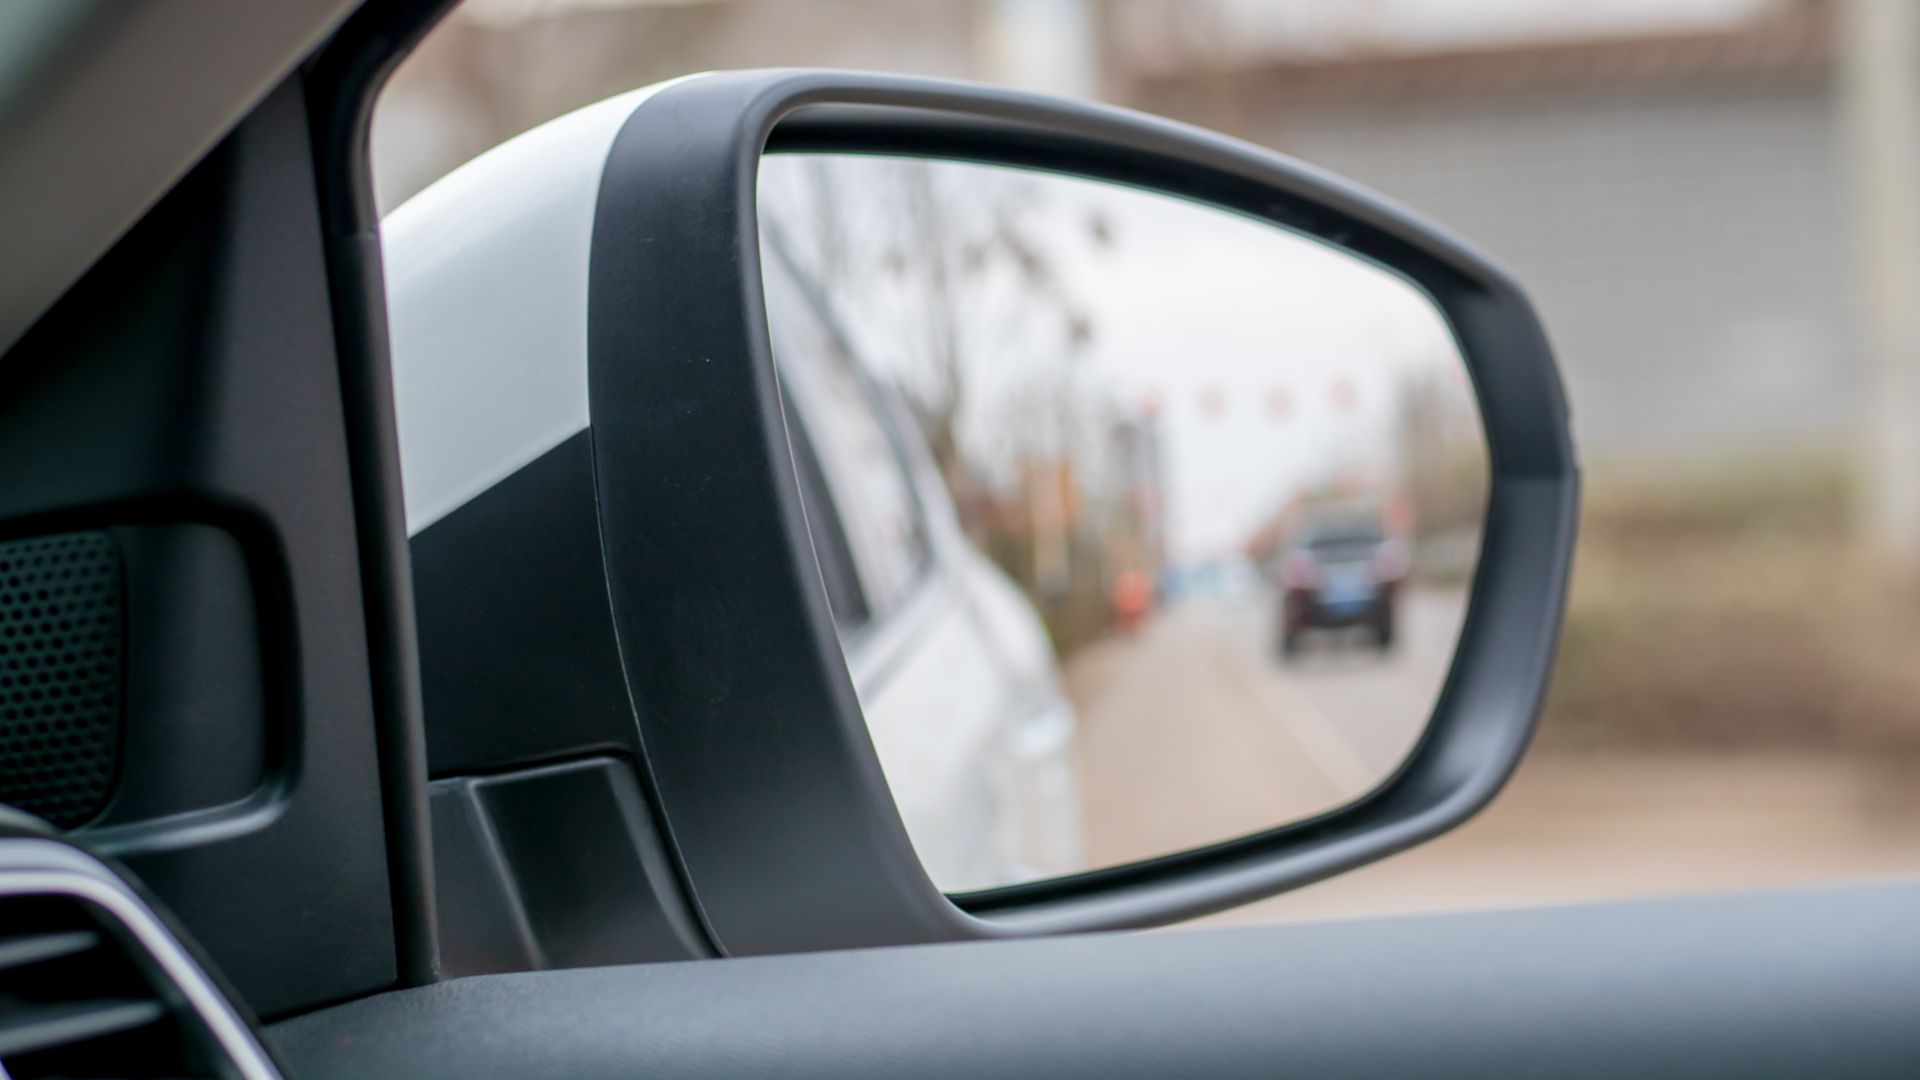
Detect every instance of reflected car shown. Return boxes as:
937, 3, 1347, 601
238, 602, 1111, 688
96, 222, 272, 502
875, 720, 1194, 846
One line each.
763, 247, 1085, 893
1275, 512, 1409, 656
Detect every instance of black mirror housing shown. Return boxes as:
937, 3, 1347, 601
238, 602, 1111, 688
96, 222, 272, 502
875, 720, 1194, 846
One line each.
589, 70, 1578, 953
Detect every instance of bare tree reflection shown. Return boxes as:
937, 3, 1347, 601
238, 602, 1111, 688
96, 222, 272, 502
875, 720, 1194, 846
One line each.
763, 156, 1152, 650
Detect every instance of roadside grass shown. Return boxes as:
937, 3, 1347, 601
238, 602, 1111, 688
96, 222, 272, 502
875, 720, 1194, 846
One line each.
1537, 453, 1920, 751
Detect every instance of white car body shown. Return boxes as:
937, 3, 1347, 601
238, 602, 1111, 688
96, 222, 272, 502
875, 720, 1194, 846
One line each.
381, 81, 1081, 893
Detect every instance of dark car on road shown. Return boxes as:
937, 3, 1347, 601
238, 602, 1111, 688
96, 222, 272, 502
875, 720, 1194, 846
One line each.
1277, 512, 1409, 656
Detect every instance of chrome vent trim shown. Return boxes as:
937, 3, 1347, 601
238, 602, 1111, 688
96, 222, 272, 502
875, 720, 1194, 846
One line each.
0, 838, 281, 1079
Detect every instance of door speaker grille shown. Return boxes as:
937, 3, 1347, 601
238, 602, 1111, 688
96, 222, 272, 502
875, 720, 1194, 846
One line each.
0, 532, 123, 828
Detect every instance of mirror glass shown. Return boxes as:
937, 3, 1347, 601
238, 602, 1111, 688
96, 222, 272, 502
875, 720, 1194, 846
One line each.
759, 154, 1488, 893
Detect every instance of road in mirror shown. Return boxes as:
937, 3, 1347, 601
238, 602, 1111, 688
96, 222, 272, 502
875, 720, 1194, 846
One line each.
759, 155, 1487, 893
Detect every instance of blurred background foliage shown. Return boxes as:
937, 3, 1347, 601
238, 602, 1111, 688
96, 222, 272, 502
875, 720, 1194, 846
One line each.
1547, 453, 1920, 750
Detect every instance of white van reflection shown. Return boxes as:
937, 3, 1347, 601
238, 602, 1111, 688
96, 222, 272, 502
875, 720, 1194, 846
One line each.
764, 243, 1084, 894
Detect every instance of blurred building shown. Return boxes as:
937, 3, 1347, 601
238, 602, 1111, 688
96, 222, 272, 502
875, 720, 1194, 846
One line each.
1100, 415, 1167, 578
1125, 5, 1859, 461
376, 0, 981, 209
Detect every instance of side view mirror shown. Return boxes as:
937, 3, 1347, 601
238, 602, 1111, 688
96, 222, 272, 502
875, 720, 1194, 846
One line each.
385, 71, 1577, 958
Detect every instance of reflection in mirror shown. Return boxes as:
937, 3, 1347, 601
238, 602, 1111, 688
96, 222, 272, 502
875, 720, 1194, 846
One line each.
759, 155, 1488, 893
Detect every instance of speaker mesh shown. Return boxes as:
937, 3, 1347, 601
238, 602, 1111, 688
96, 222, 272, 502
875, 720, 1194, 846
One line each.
0, 532, 123, 828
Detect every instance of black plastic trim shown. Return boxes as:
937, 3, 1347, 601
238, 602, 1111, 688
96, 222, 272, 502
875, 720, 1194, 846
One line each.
410, 433, 639, 776
589, 70, 1578, 954
0, 80, 400, 1015
268, 878, 1920, 1080
428, 757, 710, 976
301, 0, 467, 989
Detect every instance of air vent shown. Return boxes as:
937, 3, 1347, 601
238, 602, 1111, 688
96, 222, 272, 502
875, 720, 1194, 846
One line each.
0, 892, 252, 1079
